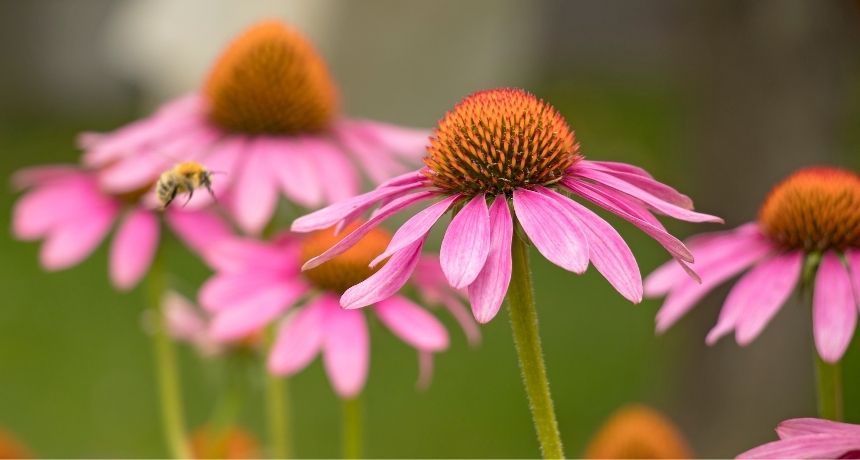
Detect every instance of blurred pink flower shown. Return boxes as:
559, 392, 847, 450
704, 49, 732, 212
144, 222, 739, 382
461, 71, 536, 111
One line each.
11, 165, 230, 290
645, 167, 860, 363
737, 418, 860, 459
199, 223, 474, 399
79, 20, 428, 235
163, 290, 223, 357
291, 88, 722, 323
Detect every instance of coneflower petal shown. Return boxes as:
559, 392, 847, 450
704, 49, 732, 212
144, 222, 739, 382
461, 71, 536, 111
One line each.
467, 194, 513, 324
813, 252, 857, 363
341, 238, 425, 309
210, 282, 305, 341
440, 194, 491, 288
513, 188, 589, 274
730, 251, 802, 345
375, 296, 449, 351
268, 296, 327, 375
370, 194, 460, 268
109, 209, 159, 290
322, 306, 369, 399
233, 145, 279, 235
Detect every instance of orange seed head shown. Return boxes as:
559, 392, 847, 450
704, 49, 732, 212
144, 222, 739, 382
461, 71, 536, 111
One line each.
204, 20, 337, 135
300, 222, 391, 293
424, 88, 580, 196
758, 167, 860, 251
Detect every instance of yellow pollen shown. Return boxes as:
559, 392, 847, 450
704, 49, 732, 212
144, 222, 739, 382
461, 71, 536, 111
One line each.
758, 167, 860, 251
424, 88, 580, 196
204, 20, 338, 135
300, 222, 392, 293
583, 404, 693, 459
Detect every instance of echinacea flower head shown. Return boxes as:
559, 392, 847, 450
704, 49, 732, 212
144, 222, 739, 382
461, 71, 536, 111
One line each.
189, 425, 260, 459
80, 20, 429, 235
583, 404, 693, 459
292, 87, 722, 323
645, 166, 860, 363
199, 224, 475, 399
737, 418, 860, 459
0, 428, 32, 459
11, 166, 230, 290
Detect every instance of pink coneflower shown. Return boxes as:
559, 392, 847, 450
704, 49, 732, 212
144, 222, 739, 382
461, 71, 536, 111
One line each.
199, 222, 474, 399
292, 88, 722, 322
11, 165, 230, 290
80, 20, 429, 235
291, 87, 720, 458
645, 167, 860, 364
737, 418, 860, 459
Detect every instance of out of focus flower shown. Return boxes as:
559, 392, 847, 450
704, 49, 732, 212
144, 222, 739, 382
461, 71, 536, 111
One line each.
737, 418, 860, 459
80, 20, 429, 235
292, 88, 721, 323
199, 223, 475, 399
646, 167, 860, 363
584, 404, 693, 459
11, 166, 230, 290
189, 425, 260, 459
164, 290, 223, 357
0, 428, 31, 459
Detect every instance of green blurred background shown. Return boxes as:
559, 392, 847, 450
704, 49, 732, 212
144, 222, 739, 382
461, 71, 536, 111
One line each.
1, 1, 860, 458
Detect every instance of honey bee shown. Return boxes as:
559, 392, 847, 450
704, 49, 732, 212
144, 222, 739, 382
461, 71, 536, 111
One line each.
156, 162, 216, 209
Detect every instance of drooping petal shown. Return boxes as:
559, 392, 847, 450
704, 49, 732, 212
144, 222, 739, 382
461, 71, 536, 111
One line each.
574, 168, 723, 223
39, 203, 118, 270
737, 433, 860, 459
265, 137, 324, 209
302, 191, 435, 271
335, 120, 410, 184
206, 237, 298, 273
11, 165, 82, 190
209, 282, 306, 341
268, 296, 328, 375
813, 252, 858, 363
440, 194, 491, 288
776, 418, 860, 439
231, 143, 278, 235
341, 238, 425, 309
370, 194, 460, 267
349, 120, 429, 160
305, 137, 360, 203
654, 236, 773, 333
846, 249, 860, 309
541, 187, 642, 303
512, 188, 589, 274
706, 252, 802, 346
109, 209, 160, 290
582, 160, 653, 179
198, 271, 287, 313
13, 177, 107, 240
165, 209, 233, 263
322, 305, 369, 399
580, 160, 693, 209
416, 351, 434, 391
467, 194, 513, 323
375, 296, 449, 351
291, 181, 424, 232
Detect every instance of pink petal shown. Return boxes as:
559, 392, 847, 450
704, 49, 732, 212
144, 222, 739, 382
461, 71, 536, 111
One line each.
40, 203, 118, 270
268, 296, 328, 375
209, 282, 306, 342
654, 235, 774, 334
231, 144, 278, 235
574, 168, 723, 223
582, 160, 653, 178
375, 296, 449, 351
198, 271, 288, 313
322, 305, 369, 399
541, 187, 642, 303
737, 434, 860, 459
109, 209, 159, 290
302, 191, 435, 271
847, 249, 860, 310
711, 252, 802, 346
440, 194, 491, 288
341, 238, 425, 309
13, 177, 107, 240
98, 150, 172, 194
512, 188, 589, 274
466, 194, 513, 323
564, 178, 694, 264
291, 181, 424, 232
164, 290, 207, 341
335, 120, 410, 184
265, 137, 324, 208
370, 195, 460, 267
438, 295, 482, 346
207, 237, 298, 273
378, 170, 428, 188
181, 137, 243, 210
304, 137, 360, 203
349, 119, 430, 160
580, 160, 693, 209
776, 418, 860, 439
416, 351, 434, 391
813, 252, 858, 363
165, 209, 232, 264
11, 165, 82, 191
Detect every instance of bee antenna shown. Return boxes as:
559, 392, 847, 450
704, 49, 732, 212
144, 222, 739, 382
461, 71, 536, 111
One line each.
208, 170, 228, 176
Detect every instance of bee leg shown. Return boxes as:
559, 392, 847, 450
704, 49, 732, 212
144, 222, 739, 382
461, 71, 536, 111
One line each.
182, 189, 194, 207
205, 182, 217, 202
162, 188, 178, 210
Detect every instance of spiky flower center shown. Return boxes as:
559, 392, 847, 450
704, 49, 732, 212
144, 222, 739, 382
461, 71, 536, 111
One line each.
300, 222, 391, 293
423, 88, 579, 196
759, 167, 860, 251
204, 20, 337, 135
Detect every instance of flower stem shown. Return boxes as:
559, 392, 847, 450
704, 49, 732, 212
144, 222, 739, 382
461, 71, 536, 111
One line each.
814, 355, 843, 421
506, 233, 565, 459
146, 250, 190, 459
341, 396, 363, 459
264, 332, 292, 458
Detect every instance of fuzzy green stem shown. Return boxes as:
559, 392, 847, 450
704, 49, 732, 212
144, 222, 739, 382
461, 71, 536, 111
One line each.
146, 251, 190, 459
507, 234, 565, 459
341, 397, 363, 459
814, 355, 843, 421
264, 352, 292, 458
